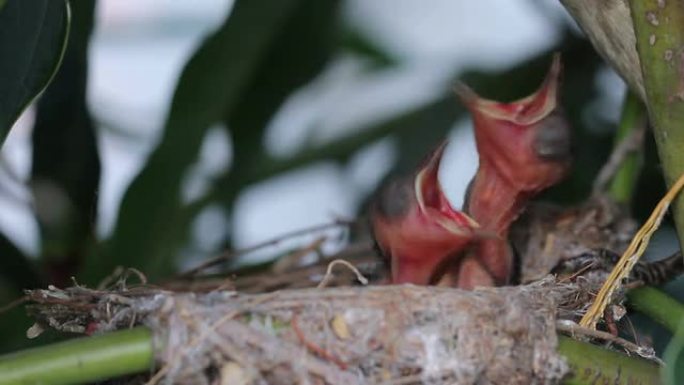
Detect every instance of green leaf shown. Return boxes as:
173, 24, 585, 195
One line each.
0, 234, 43, 354
664, 319, 684, 385
0, 232, 41, 291
0, 0, 70, 144
86, 0, 306, 282
31, 0, 99, 286
218, 0, 342, 215
214, 95, 458, 209
213, 31, 603, 226
341, 27, 397, 70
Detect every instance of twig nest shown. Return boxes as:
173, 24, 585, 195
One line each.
24, 278, 600, 385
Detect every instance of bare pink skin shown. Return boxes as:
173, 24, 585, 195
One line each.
371, 143, 481, 285
454, 54, 571, 288
373, 55, 571, 288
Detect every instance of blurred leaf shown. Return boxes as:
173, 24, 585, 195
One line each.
0, 234, 43, 354
229, 0, 341, 165
0, 233, 43, 354
392, 100, 461, 173
0, 232, 41, 291
215, 30, 603, 223
388, 32, 603, 185
31, 0, 99, 287
88, 0, 308, 282
0, 0, 69, 144
664, 320, 684, 385
215, 95, 457, 212
341, 27, 397, 70
217, 0, 342, 226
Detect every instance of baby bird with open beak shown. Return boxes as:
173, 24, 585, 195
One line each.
371, 54, 572, 289
455, 54, 571, 289
370, 142, 483, 285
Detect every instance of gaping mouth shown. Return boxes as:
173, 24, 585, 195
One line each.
454, 53, 561, 127
414, 142, 479, 235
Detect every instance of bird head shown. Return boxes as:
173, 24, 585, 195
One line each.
456, 53, 571, 195
371, 142, 482, 285
451, 54, 572, 288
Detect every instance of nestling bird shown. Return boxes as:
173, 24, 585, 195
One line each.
454, 53, 572, 288
370, 142, 482, 285
371, 54, 572, 289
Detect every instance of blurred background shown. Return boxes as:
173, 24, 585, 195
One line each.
0, 0, 681, 353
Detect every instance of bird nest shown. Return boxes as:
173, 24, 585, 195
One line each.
24, 240, 643, 385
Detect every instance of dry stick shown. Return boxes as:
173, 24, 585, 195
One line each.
178, 219, 353, 278
591, 115, 647, 198
580, 172, 684, 329
271, 236, 327, 274
0, 295, 27, 315
163, 242, 377, 294
317, 259, 369, 289
556, 320, 658, 361
234, 242, 376, 291
624, 315, 641, 347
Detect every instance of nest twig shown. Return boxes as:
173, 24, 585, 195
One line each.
25, 271, 628, 385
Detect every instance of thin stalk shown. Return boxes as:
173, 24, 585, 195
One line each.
662, 318, 684, 385
597, 59, 684, 352
629, 0, 684, 251
627, 286, 684, 334
557, 335, 661, 385
0, 327, 153, 385
609, 91, 647, 204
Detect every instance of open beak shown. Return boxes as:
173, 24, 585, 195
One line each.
373, 54, 570, 289
456, 53, 568, 170
455, 53, 561, 127
414, 141, 479, 233
450, 54, 571, 288
371, 142, 481, 285
458, 53, 570, 209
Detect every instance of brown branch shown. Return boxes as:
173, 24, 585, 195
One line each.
177, 219, 353, 278
556, 320, 657, 360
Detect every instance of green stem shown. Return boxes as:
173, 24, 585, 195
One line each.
629, 0, 684, 250
557, 335, 661, 385
627, 286, 684, 334
0, 327, 154, 385
662, 318, 684, 385
609, 91, 647, 204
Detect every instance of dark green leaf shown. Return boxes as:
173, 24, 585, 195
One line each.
664, 320, 684, 385
86, 0, 305, 282
217, 95, 457, 203
0, 232, 41, 291
341, 27, 397, 70
213, 30, 602, 223
218, 0, 342, 220
31, 0, 99, 287
0, 0, 69, 144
